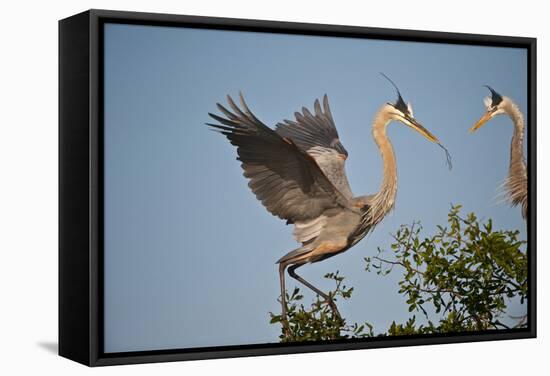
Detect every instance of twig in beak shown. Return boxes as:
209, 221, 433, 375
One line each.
437, 143, 453, 170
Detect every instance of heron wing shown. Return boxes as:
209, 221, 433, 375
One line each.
275, 95, 354, 199
207, 93, 352, 223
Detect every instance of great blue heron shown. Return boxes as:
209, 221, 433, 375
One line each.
207, 76, 451, 330
469, 86, 527, 219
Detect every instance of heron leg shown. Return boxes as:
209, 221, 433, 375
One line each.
278, 262, 291, 336
287, 264, 341, 319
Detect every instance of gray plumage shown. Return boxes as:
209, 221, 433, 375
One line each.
275, 96, 354, 199
470, 88, 528, 219
207, 87, 445, 331
506, 100, 528, 219
207, 94, 350, 224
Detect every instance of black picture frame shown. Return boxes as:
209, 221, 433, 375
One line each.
59, 9, 537, 367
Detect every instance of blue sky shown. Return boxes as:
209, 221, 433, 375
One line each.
103, 23, 528, 352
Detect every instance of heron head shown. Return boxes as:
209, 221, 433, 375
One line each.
469, 86, 506, 133
381, 73, 439, 144
381, 73, 452, 169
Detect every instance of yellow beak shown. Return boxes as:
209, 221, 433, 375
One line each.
401, 116, 439, 143
413, 123, 439, 143
469, 112, 493, 133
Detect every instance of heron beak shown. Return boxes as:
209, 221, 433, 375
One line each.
409, 118, 452, 169
398, 113, 451, 169
469, 112, 493, 133
407, 117, 439, 143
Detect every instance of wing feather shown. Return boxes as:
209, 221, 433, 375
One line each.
275, 95, 354, 198
207, 93, 351, 223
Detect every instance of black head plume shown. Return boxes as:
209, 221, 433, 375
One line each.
484, 85, 503, 107
381, 72, 409, 115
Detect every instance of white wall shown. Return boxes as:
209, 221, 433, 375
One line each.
0, 0, 546, 374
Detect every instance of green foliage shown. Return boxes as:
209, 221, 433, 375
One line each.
269, 272, 373, 342
271, 205, 528, 341
366, 204, 527, 333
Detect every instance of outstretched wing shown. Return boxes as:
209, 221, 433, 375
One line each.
207, 93, 351, 223
275, 95, 354, 199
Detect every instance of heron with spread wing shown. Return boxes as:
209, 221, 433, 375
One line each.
469, 86, 527, 219
207, 76, 451, 331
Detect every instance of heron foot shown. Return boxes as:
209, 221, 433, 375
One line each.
326, 298, 342, 320
279, 294, 292, 338
281, 317, 291, 338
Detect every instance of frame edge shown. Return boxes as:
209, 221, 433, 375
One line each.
59, 8, 537, 366
59, 10, 93, 366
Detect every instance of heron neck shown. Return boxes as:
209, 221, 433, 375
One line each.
505, 101, 526, 172
503, 100, 528, 216
369, 107, 398, 225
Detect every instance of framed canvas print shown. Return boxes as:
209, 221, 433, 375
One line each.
59, 9, 536, 366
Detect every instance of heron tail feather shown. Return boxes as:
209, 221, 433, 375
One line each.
276, 245, 313, 264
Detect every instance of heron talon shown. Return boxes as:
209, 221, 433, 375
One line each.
326, 299, 341, 320
280, 315, 291, 338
